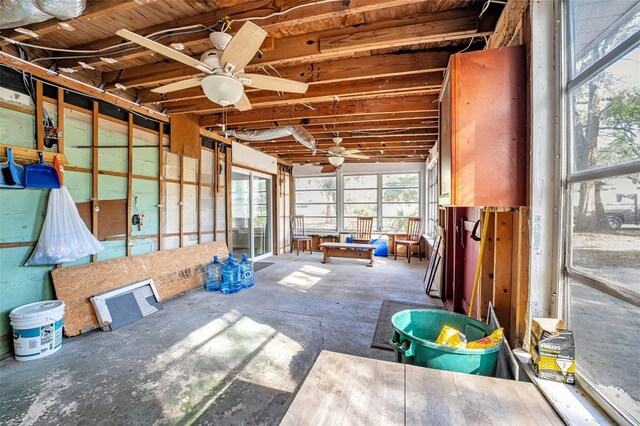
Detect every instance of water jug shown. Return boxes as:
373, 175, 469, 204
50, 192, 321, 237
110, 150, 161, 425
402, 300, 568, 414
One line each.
204, 255, 222, 291
239, 253, 254, 288
221, 253, 240, 294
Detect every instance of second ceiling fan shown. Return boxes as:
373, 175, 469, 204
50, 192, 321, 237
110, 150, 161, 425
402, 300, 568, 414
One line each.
115, 22, 309, 111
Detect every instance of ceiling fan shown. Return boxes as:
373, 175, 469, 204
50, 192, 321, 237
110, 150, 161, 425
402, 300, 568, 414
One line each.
115, 22, 309, 111
322, 135, 369, 166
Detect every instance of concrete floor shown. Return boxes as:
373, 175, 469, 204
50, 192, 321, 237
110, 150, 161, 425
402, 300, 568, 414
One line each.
0, 253, 442, 425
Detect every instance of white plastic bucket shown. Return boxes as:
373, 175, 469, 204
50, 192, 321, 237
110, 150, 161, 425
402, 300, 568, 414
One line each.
9, 300, 65, 361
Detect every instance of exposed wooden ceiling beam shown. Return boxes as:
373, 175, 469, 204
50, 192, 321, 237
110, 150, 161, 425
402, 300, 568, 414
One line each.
104, 8, 483, 89
54, 0, 430, 70
139, 52, 449, 104
258, 144, 435, 153
134, 51, 449, 100
1, 0, 158, 43
166, 74, 441, 114
0, 51, 167, 122
277, 155, 429, 164
199, 95, 437, 127
224, 111, 438, 129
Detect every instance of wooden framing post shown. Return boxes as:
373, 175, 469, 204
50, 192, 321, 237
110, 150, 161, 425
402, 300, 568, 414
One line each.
493, 211, 513, 332
197, 146, 202, 244
91, 101, 99, 262
273, 167, 280, 255
179, 155, 185, 247
158, 125, 164, 251
126, 113, 133, 256
56, 88, 64, 154
479, 210, 496, 319
511, 207, 530, 346
35, 80, 44, 151
213, 142, 219, 241
225, 147, 233, 250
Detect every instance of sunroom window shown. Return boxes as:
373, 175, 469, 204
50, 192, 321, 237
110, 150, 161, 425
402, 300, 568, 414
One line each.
565, 1, 640, 422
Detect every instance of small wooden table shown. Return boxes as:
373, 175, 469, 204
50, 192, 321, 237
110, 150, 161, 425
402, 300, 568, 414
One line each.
281, 351, 562, 426
320, 242, 377, 267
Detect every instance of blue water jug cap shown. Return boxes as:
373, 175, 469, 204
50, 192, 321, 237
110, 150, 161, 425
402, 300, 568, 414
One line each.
213, 255, 219, 263
228, 253, 234, 260
242, 253, 248, 261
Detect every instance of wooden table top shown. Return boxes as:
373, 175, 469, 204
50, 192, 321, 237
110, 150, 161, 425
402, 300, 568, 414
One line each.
280, 350, 562, 426
319, 242, 377, 249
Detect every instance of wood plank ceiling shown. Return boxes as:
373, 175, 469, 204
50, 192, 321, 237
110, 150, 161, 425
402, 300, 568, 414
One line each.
0, 0, 504, 165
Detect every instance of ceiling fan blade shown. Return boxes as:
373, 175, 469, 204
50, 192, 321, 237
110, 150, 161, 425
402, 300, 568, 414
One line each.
116, 29, 214, 74
346, 154, 370, 159
234, 92, 252, 111
220, 22, 267, 72
151, 78, 202, 94
240, 73, 309, 94
342, 149, 361, 155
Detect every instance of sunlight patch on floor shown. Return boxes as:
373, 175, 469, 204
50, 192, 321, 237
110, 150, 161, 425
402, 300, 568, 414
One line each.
277, 265, 328, 292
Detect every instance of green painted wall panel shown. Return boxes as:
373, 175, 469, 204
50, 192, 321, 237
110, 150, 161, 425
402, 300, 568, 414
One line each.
0, 246, 54, 350
63, 112, 93, 168
62, 255, 91, 267
98, 175, 126, 200
131, 238, 156, 256
0, 108, 34, 149
98, 123, 127, 173
65, 171, 92, 203
131, 178, 159, 237
0, 188, 48, 243
133, 145, 159, 177
97, 240, 126, 261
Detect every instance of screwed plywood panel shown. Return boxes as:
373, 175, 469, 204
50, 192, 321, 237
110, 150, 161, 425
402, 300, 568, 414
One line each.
63, 108, 93, 168
97, 118, 128, 174
51, 241, 229, 336
170, 113, 201, 159
131, 178, 159, 237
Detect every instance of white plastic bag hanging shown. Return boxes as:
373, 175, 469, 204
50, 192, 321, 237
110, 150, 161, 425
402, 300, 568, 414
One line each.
25, 186, 104, 265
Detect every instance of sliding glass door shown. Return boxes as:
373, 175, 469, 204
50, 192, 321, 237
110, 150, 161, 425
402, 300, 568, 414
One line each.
231, 168, 272, 260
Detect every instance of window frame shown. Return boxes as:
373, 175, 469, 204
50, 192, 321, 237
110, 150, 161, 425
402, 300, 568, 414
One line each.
293, 174, 338, 232
561, 1, 640, 423
342, 173, 379, 231
426, 160, 438, 237
380, 172, 422, 232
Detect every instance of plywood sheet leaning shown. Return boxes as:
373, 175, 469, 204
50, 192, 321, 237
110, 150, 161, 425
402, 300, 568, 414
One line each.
51, 241, 229, 336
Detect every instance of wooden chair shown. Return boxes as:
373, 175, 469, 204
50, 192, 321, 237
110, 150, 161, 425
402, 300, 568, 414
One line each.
352, 216, 374, 244
290, 215, 312, 255
394, 217, 423, 263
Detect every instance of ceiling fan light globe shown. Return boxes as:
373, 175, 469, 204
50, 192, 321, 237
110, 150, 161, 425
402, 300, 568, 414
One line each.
201, 75, 244, 106
328, 156, 344, 166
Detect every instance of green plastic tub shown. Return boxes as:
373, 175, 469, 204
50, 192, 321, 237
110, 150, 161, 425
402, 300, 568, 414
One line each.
390, 309, 502, 376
